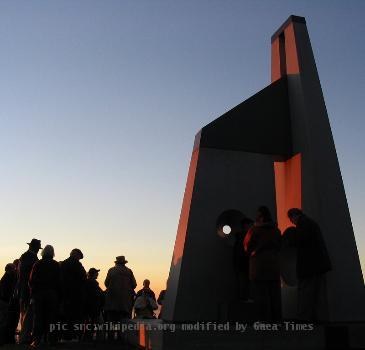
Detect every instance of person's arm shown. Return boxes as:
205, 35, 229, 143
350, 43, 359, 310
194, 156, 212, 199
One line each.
297, 217, 316, 242
243, 228, 252, 252
275, 228, 282, 250
80, 264, 87, 282
157, 290, 165, 305
54, 262, 62, 297
28, 262, 40, 294
104, 270, 111, 289
0, 275, 6, 300
282, 227, 298, 247
244, 227, 256, 255
130, 271, 137, 290
17, 258, 23, 283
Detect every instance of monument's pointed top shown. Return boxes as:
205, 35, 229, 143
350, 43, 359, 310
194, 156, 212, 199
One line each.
271, 15, 306, 42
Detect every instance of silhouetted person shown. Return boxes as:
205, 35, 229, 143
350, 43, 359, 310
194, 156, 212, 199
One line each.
233, 217, 253, 300
157, 289, 166, 319
60, 248, 87, 341
134, 279, 158, 319
157, 290, 165, 306
18, 238, 42, 344
136, 279, 156, 300
29, 245, 60, 348
0, 263, 17, 344
1, 260, 20, 345
244, 206, 282, 321
284, 208, 332, 321
104, 256, 136, 339
0, 263, 17, 303
83, 268, 104, 341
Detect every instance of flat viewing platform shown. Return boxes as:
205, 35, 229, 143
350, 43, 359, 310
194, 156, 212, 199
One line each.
125, 319, 365, 350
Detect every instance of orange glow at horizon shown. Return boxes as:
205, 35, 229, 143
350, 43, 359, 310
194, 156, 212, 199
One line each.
274, 153, 302, 233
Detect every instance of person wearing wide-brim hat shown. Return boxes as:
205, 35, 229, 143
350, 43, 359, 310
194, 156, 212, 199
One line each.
18, 238, 42, 343
114, 256, 128, 264
29, 245, 60, 348
27, 239, 42, 250
104, 256, 137, 333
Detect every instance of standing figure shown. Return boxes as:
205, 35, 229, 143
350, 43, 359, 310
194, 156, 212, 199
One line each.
244, 206, 282, 321
7, 259, 20, 344
157, 288, 166, 319
18, 238, 42, 344
284, 208, 332, 321
29, 245, 60, 348
104, 256, 136, 339
0, 263, 17, 303
135, 279, 156, 300
0, 262, 18, 344
83, 268, 104, 341
60, 248, 87, 341
134, 279, 158, 319
233, 218, 253, 301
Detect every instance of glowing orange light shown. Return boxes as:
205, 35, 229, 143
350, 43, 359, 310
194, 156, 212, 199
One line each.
172, 149, 200, 266
284, 22, 300, 75
274, 153, 302, 233
139, 323, 146, 348
271, 37, 282, 82
272, 21, 300, 81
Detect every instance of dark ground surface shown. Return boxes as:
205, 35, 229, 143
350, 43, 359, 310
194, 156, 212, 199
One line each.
0, 341, 137, 350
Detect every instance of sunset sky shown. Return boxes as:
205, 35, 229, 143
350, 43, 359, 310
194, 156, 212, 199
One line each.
1, 1, 364, 296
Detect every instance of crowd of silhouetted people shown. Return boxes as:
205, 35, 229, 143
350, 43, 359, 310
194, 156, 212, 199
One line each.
0, 205, 332, 347
0, 243, 165, 348
233, 206, 332, 322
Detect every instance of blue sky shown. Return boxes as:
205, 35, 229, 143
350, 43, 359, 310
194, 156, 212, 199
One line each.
0, 0, 364, 291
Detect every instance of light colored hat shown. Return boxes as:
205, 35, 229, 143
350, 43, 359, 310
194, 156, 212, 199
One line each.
41, 245, 55, 258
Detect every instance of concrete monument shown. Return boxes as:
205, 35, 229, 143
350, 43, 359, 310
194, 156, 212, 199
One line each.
163, 15, 364, 323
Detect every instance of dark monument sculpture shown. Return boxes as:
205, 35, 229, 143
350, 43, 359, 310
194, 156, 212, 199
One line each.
163, 15, 365, 323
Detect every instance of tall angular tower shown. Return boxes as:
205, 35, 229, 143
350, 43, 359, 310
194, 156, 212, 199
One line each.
163, 15, 364, 322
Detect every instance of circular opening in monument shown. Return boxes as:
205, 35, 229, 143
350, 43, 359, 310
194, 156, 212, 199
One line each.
222, 225, 232, 235
216, 210, 245, 238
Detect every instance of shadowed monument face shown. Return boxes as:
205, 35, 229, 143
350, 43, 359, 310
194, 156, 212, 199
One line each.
163, 15, 364, 323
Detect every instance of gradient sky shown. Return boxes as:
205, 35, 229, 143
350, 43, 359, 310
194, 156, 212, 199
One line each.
1, 1, 364, 295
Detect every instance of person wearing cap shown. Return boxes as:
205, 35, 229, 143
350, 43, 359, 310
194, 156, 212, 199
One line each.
83, 268, 104, 341
60, 249, 87, 341
29, 245, 60, 348
18, 238, 42, 344
104, 256, 137, 332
